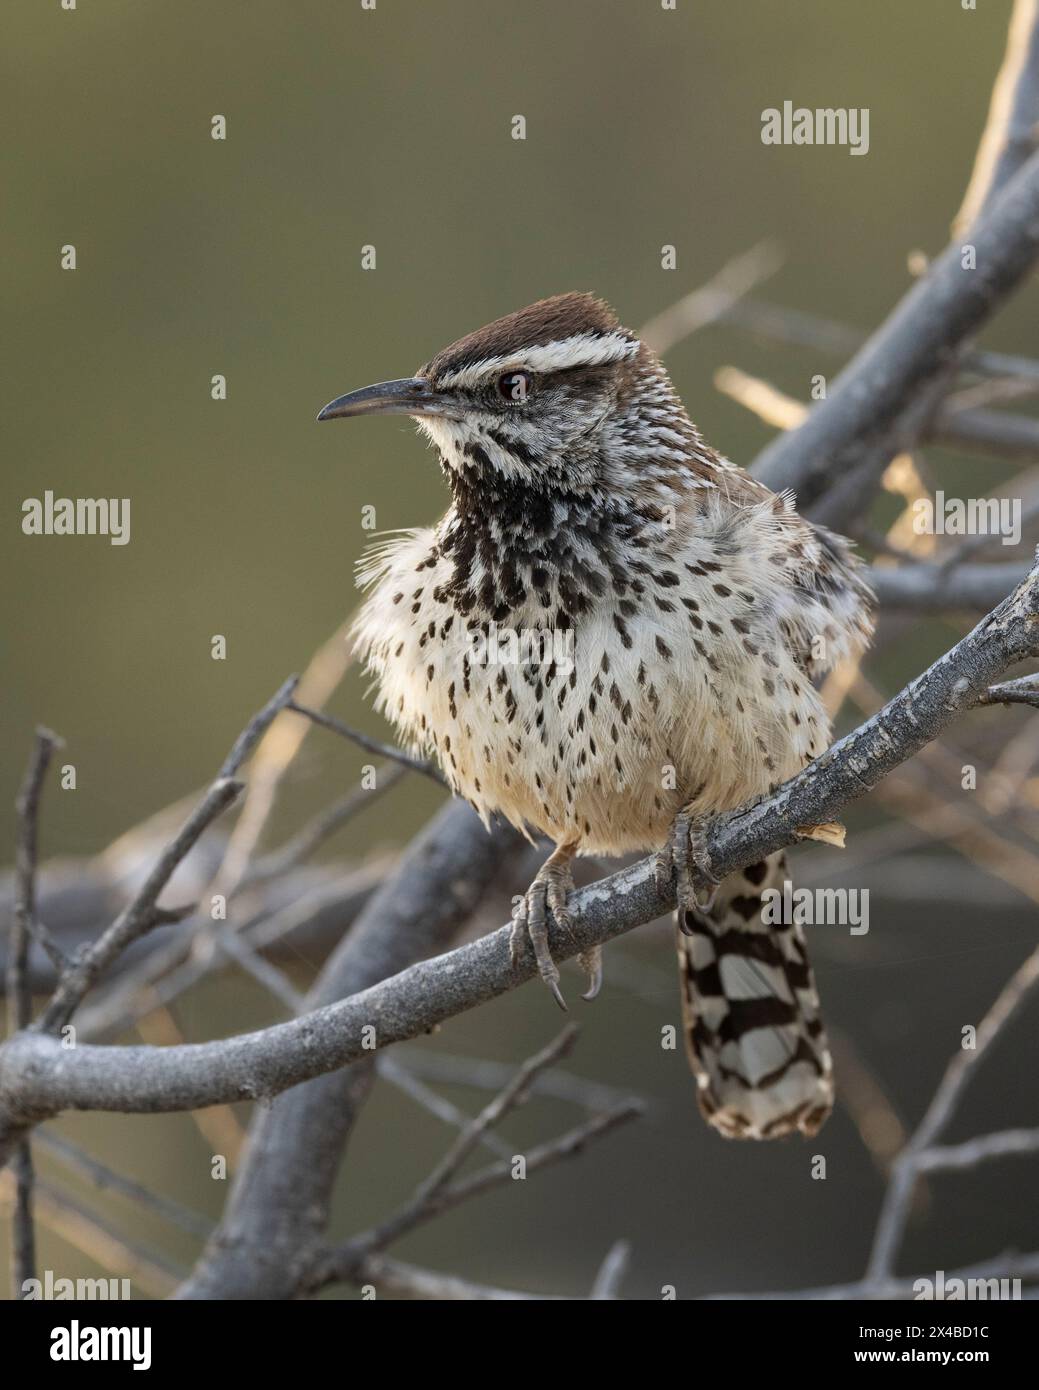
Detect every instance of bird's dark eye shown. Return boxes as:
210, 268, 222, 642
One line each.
497, 370, 533, 403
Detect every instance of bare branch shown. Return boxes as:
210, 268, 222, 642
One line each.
407, 1024, 579, 1212
210, 924, 305, 1014
7, 726, 61, 1299
954, 0, 1039, 234
320, 1251, 565, 1300
287, 699, 445, 784
175, 801, 524, 1300
589, 1239, 633, 1300
349, 1026, 587, 1255
210, 625, 353, 896
719, 295, 1039, 387
35, 777, 243, 1033
376, 1057, 513, 1161
390, 1044, 645, 1113
315, 1096, 641, 1290
245, 762, 409, 885
217, 675, 300, 780
915, 1126, 1039, 1174
32, 677, 311, 1035
718, 361, 1039, 468
427, 1101, 643, 1210
3, 561, 1038, 1170
0, 1172, 183, 1299
752, 149, 1039, 521
638, 241, 784, 355
712, 1250, 1039, 1301
34, 1130, 213, 1239
870, 560, 1031, 613
7, 1147, 35, 1300
866, 942, 1039, 1281
931, 405, 1039, 462
303, 1025, 643, 1301
9, 728, 63, 1028
76, 861, 389, 1042
981, 673, 1039, 708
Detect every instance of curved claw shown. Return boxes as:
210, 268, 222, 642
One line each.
579, 946, 603, 1001
511, 914, 568, 1006
548, 978, 569, 1011
691, 880, 719, 914
511, 847, 578, 1009
661, 807, 721, 915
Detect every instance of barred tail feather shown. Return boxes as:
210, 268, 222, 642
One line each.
676, 852, 833, 1140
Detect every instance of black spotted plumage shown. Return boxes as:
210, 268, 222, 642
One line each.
327, 293, 874, 1140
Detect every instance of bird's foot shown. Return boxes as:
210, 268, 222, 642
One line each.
655, 807, 721, 932
576, 945, 603, 1002
510, 845, 599, 1008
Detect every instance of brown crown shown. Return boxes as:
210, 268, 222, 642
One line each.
423, 293, 628, 378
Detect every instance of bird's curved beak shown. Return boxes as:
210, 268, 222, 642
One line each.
316, 376, 453, 422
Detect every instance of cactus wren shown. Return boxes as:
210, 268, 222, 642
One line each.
318, 294, 873, 1140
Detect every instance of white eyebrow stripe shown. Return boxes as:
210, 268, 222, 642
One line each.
435, 331, 639, 389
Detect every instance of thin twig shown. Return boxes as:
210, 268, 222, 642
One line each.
719, 359, 1039, 473
246, 762, 408, 885
982, 673, 1039, 708
333, 1102, 641, 1265
0, 1171, 183, 1299
428, 1102, 642, 1215
211, 925, 306, 1013
216, 675, 300, 780
34, 1130, 213, 1239
209, 630, 355, 899
8, 1147, 35, 1300
78, 861, 389, 1042
7, 727, 61, 1298
410, 1025, 580, 1208
866, 943, 1039, 1281
9, 728, 63, 1029
720, 295, 1039, 386
33, 677, 307, 1034
325, 1251, 565, 1300
711, 1249, 1039, 1301
35, 777, 243, 1033
377, 1057, 513, 1161
351, 1025, 584, 1253
303, 1031, 641, 1297
287, 700, 445, 784
638, 241, 785, 355
390, 1044, 647, 1114
589, 1239, 632, 1300
915, 1126, 1039, 1174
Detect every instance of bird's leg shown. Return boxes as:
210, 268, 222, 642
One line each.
510, 841, 598, 1009
656, 805, 721, 932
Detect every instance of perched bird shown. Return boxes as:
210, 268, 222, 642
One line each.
318, 293, 873, 1139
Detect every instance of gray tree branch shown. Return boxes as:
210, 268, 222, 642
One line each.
2, 559, 1037, 1182
751, 149, 1039, 524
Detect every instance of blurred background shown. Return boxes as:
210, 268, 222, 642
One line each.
3, 0, 1038, 1298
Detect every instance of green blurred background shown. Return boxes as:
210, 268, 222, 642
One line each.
3, 0, 1038, 1298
